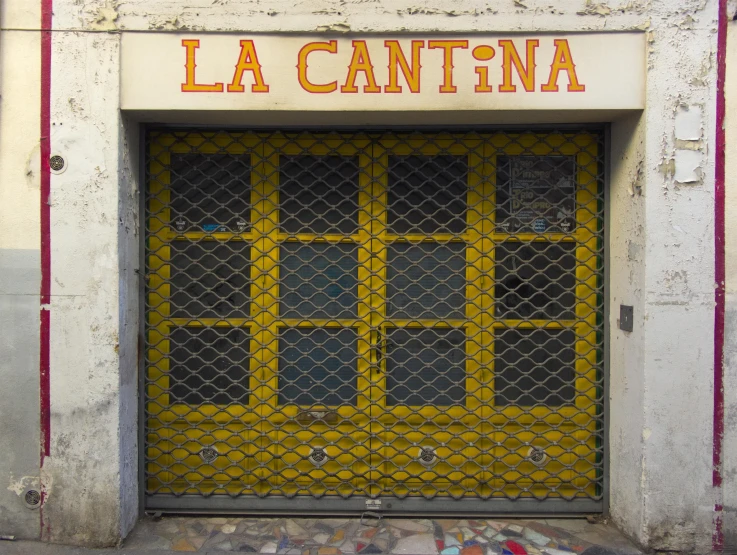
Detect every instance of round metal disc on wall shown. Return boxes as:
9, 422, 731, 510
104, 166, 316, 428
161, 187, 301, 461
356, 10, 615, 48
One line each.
308, 446, 328, 467
418, 446, 438, 468
49, 154, 67, 174
23, 488, 42, 510
527, 447, 548, 466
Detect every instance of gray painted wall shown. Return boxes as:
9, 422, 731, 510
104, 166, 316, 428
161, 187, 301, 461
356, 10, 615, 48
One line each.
0, 250, 41, 538
0, 2, 43, 538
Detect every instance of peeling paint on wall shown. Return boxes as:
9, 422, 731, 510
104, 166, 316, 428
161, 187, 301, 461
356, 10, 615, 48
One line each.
314, 22, 351, 32
577, 1, 612, 17
674, 149, 704, 183
675, 105, 703, 140
87, 1, 119, 32
6, 475, 39, 497
148, 16, 184, 31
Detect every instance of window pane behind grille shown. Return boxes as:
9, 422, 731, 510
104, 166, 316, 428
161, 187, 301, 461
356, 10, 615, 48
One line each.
387, 242, 466, 319
280, 155, 360, 234
279, 328, 358, 406
388, 155, 467, 234
280, 243, 358, 320
494, 242, 577, 319
169, 327, 250, 405
170, 153, 251, 233
494, 328, 576, 407
386, 328, 466, 406
170, 240, 250, 318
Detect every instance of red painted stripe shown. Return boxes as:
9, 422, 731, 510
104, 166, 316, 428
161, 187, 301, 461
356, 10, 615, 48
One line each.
713, 0, 727, 551
40, 0, 53, 463
39, 310, 50, 456
40, 0, 53, 539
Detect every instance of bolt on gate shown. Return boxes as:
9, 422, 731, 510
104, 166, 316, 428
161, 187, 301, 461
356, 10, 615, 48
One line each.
142, 129, 606, 514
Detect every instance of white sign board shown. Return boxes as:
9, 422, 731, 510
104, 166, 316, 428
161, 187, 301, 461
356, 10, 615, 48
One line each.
121, 33, 645, 112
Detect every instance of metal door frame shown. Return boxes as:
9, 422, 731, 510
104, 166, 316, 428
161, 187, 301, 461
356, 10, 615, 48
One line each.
137, 123, 611, 516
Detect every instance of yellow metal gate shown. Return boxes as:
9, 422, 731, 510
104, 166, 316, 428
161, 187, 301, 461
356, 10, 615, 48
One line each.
143, 129, 605, 513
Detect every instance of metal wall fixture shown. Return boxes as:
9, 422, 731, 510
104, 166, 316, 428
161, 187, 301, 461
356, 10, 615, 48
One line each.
308, 447, 328, 467
23, 488, 42, 510
142, 128, 606, 514
527, 447, 548, 466
200, 447, 219, 464
418, 446, 438, 468
49, 154, 67, 174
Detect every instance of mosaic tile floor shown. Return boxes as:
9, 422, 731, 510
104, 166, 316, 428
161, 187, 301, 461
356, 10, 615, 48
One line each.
122, 517, 641, 555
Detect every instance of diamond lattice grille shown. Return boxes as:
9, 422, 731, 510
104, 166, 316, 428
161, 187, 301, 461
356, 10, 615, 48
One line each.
144, 130, 605, 511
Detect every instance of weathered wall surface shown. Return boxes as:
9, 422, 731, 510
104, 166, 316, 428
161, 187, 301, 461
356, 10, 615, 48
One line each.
607, 113, 647, 546
118, 116, 141, 541
0, 1, 42, 540
39, 27, 135, 545
638, 17, 717, 552
0, 0, 723, 550
722, 10, 737, 553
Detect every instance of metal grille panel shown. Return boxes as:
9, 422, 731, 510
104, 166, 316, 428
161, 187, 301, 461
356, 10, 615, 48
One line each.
143, 129, 605, 513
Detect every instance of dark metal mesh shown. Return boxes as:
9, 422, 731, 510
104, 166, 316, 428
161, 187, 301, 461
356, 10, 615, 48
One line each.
144, 129, 605, 510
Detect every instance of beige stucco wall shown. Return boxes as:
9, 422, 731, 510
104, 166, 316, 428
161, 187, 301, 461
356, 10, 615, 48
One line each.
0, 0, 42, 539
0, 1, 726, 551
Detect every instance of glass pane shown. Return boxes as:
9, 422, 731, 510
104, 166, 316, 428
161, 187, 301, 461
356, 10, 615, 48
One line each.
170, 240, 250, 318
279, 328, 358, 406
494, 242, 577, 319
386, 328, 466, 406
170, 153, 251, 233
169, 327, 250, 405
495, 155, 577, 233
280, 155, 360, 234
280, 243, 358, 320
494, 328, 576, 407
388, 155, 467, 234
387, 242, 466, 320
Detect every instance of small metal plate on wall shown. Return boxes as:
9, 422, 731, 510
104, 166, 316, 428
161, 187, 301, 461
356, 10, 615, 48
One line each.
620, 305, 634, 332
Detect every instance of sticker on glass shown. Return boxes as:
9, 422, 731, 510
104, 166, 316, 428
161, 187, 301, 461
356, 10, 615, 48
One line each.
202, 223, 227, 232
495, 155, 577, 233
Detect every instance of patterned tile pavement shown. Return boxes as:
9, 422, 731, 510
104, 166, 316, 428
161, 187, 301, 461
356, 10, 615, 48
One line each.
120, 517, 642, 555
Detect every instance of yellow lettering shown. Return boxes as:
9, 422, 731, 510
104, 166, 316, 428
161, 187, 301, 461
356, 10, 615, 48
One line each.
542, 39, 586, 92
228, 40, 269, 93
341, 40, 381, 93
472, 45, 495, 93
498, 39, 538, 93
428, 40, 469, 93
297, 41, 338, 94
181, 39, 224, 93
384, 40, 423, 93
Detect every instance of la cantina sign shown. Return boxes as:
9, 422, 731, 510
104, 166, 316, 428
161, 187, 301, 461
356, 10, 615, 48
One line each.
121, 34, 645, 111
182, 39, 584, 95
